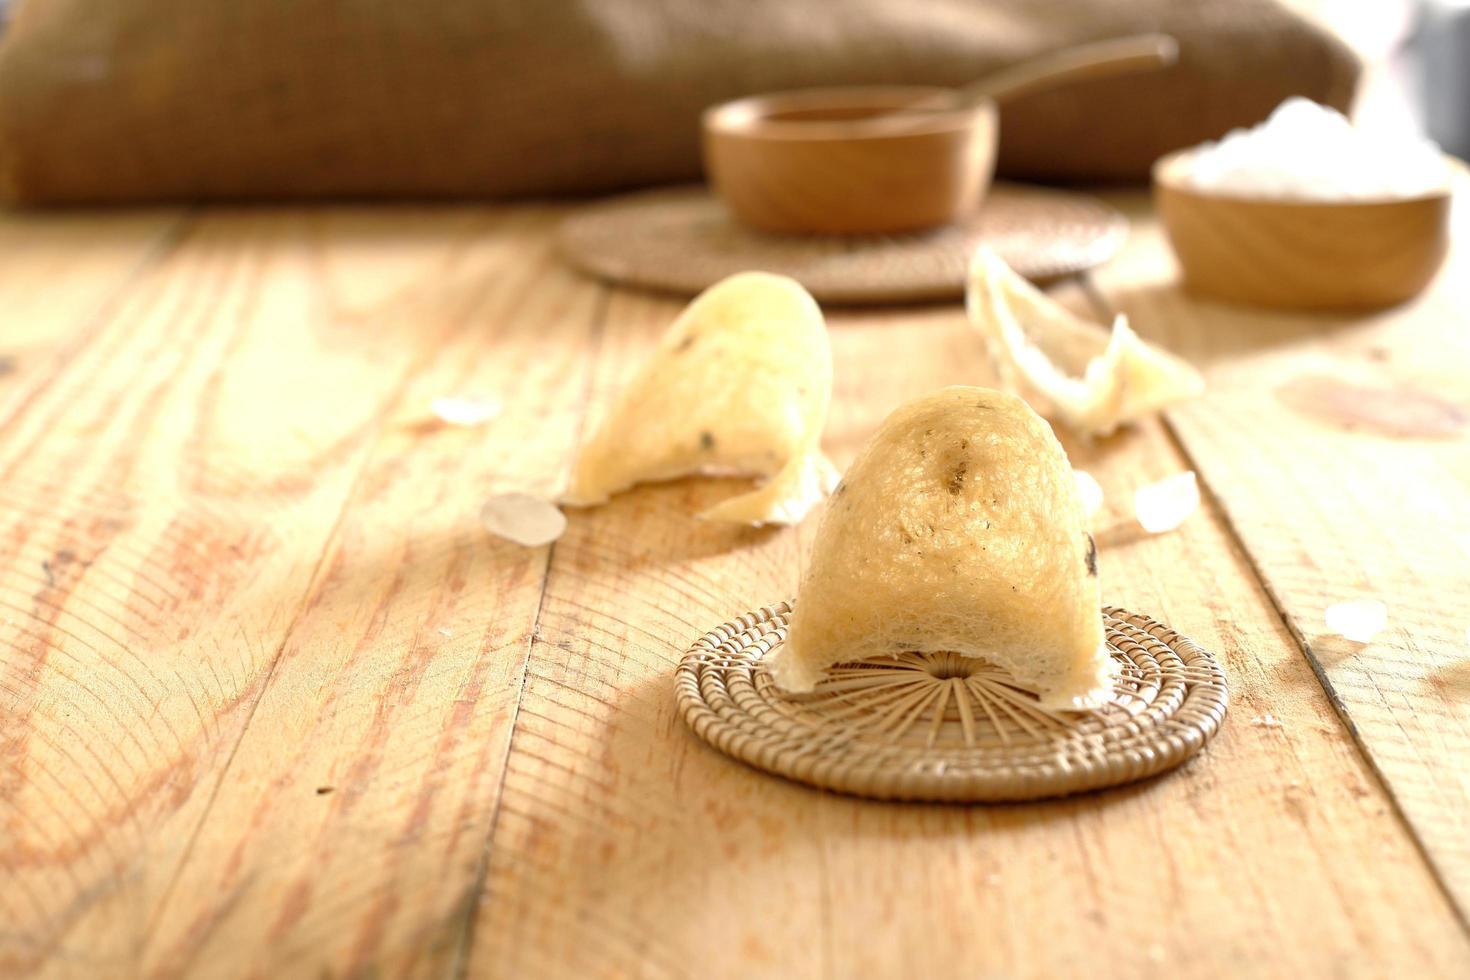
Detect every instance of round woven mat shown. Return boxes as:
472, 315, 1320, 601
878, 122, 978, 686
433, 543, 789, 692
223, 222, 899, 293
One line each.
676, 602, 1227, 802
559, 183, 1127, 305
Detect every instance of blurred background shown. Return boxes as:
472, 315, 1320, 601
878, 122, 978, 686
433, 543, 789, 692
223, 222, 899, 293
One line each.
0, 0, 1462, 205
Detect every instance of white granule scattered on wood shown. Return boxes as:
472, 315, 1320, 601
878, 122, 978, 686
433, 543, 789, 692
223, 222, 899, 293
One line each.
1073, 469, 1104, 521
480, 493, 566, 547
1134, 471, 1199, 533
431, 395, 502, 427
1324, 599, 1388, 643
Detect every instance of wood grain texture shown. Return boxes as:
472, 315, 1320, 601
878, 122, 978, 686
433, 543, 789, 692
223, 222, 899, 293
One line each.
472, 287, 1470, 979
1090, 193, 1470, 926
138, 209, 607, 979
0, 207, 589, 977
0, 210, 185, 425
4, 202, 1469, 979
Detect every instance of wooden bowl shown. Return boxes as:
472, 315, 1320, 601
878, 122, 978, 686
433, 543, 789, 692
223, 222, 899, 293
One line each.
1154, 149, 1453, 311
702, 87, 997, 235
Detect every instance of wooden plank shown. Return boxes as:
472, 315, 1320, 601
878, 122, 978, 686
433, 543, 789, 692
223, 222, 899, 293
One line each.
0, 207, 541, 977
472, 286, 1470, 978
1088, 193, 1470, 924
137, 209, 607, 978
0, 209, 186, 425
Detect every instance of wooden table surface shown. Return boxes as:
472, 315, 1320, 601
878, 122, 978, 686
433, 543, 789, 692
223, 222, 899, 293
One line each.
2, 193, 1468, 980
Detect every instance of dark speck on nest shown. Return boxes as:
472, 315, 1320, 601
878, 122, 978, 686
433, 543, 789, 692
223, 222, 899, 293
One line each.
947, 460, 967, 494
699, 430, 716, 450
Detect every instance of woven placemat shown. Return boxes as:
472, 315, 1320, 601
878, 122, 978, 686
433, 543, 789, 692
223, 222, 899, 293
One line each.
558, 183, 1127, 305
676, 602, 1227, 802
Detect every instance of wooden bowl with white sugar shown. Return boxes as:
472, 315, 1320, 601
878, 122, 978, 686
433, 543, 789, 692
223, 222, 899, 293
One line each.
1153, 149, 1454, 311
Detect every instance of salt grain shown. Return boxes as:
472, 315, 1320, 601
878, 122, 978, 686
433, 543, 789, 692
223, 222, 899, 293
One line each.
1134, 471, 1199, 534
480, 493, 566, 547
1250, 713, 1283, 728
431, 395, 502, 427
1325, 599, 1388, 643
1073, 470, 1104, 521
1183, 98, 1449, 201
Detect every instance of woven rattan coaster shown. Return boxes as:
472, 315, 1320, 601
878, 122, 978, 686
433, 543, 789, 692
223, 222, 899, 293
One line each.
676, 602, 1227, 802
559, 183, 1127, 305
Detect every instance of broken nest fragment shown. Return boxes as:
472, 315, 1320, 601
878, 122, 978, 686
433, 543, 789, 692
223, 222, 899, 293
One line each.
563, 271, 837, 525
966, 247, 1204, 438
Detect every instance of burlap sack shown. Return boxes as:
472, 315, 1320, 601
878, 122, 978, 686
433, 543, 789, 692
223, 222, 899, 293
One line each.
0, 0, 1357, 204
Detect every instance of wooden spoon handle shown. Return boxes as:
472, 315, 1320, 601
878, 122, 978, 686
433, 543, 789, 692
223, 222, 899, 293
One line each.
959, 33, 1178, 107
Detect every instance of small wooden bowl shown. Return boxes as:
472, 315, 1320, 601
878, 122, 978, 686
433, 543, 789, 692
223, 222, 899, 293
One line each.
1154, 149, 1453, 311
702, 87, 997, 235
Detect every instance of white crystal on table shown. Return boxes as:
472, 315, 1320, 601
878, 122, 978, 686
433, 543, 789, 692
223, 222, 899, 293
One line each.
1325, 599, 1388, 643
1183, 97, 1449, 201
1133, 471, 1199, 534
431, 395, 502, 427
1073, 469, 1104, 521
480, 493, 566, 547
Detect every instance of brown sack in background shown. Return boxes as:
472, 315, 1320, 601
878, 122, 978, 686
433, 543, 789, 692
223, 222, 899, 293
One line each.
0, 0, 1357, 204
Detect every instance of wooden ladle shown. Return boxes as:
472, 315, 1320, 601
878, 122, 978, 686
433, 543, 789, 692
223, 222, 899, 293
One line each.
947, 34, 1176, 115
703, 34, 1178, 235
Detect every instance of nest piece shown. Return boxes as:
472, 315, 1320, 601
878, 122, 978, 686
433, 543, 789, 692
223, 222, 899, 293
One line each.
966, 247, 1204, 438
771, 387, 1109, 709
563, 271, 836, 525
676, 602, 1228, 802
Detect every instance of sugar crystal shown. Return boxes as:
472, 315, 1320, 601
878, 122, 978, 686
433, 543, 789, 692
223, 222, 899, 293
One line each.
1073, 469, 1104, 521
1133, 471, 1199, 534
1324, 599, 1388, 643
1182, 98, 1448, 201
431, 395, 502, 427
481, 493, 566, 547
